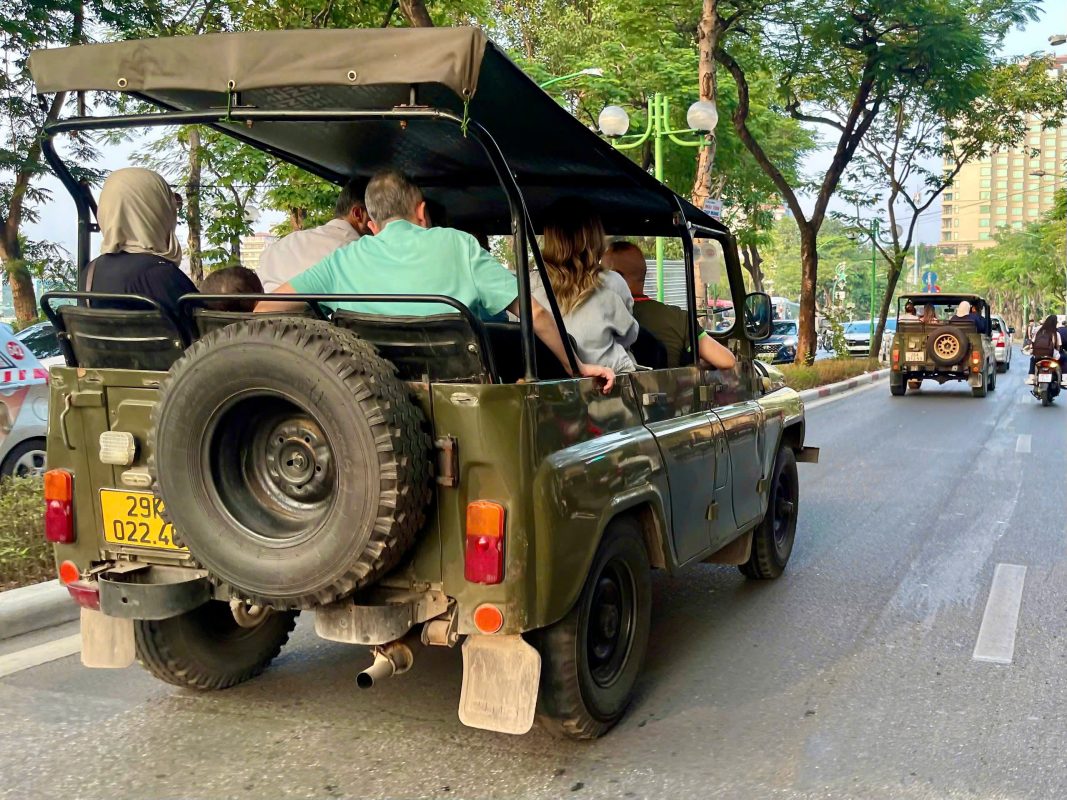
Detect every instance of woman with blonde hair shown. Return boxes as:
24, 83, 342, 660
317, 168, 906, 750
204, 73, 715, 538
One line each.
533, 197, 638, 373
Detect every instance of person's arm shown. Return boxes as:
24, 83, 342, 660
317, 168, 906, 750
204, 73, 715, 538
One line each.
255, 281, 307, 312
256, 250, 338, 312
506, 298, 614, 393
697, 332, 736, 370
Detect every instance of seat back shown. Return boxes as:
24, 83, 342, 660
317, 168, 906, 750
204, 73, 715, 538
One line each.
483, 321, 575, 383
192, 308, 314, 338
332, 310, 492, 383
55, 305, 187, 370
630, 327, 670, 369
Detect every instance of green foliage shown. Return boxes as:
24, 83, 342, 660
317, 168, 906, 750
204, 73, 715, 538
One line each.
776, 358, 873, 391
0, 476, 51, 590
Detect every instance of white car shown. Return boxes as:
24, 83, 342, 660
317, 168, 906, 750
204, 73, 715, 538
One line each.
990, 316, 1014, 372
0, 324, 50, 477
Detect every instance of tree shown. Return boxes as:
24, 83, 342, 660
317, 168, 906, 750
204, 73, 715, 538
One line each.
0, 0, 95, 323
713, 0, 1043, 363
846, 53, 1065, 366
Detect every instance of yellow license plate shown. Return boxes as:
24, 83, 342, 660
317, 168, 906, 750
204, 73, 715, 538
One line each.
100, 490, 186, 551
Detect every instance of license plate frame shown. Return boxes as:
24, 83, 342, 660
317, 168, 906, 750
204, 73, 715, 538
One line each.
1038, 373, 1054, 383
100, 490, 185, 552
905, 352, 924, 363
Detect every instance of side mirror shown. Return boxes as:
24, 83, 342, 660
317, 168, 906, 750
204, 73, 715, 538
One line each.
743, 292, 772, 341
1009, 326, 1016, 334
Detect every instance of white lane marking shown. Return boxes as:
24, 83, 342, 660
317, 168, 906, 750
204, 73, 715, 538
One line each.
0, 634, 81, 679
1016, 434, 1032, 454
973, 564, 1027, 665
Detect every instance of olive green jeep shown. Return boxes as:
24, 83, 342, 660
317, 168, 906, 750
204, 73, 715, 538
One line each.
30, 28, 816, 739
889, 293, 997, 398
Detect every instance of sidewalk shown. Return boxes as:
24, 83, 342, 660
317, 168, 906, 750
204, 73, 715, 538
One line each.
796, 367, 890, 403
0, 580, 77, 641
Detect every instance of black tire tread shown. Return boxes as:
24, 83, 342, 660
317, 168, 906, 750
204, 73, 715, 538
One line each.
134, 608, 298, 690
149, 317, 432, 608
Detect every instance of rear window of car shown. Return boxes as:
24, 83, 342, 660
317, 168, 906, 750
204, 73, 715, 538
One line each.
17, 325, 61, 360
991, 318, 1003, 333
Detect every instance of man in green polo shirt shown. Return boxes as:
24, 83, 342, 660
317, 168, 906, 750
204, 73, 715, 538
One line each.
603, 240, 735, 370
259, 170, 614, 391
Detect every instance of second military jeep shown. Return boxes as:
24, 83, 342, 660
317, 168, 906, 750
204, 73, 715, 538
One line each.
31, 27, 816, 738
889, 293, 997, 398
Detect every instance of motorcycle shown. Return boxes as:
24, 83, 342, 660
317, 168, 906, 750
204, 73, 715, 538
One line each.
1031, 358, 1062, 407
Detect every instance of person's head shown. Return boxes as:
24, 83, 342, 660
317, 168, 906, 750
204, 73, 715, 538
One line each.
98, 167, 182, 264
540, 197, 607, 314
1041, 314, 1059, 333
602, 240, 648, 297
920, 305, 937, 320
335, 177, 371, 235
199, 266, 263, 312
904, 302, 916, 315
364, 170, 427, 233
955, 300, 971, 318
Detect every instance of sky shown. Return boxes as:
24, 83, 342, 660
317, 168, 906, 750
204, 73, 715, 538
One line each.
23, 3, 1067, 261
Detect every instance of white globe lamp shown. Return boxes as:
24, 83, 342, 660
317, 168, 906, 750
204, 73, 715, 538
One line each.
598, 105, 630, 138
686, 100, 718, 133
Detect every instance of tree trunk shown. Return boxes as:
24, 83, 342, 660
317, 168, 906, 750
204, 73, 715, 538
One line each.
0, 245, 38, 324
797, 224, 819, 364
399, 0, 432, 26
741, 242, 764, 292
186, 127, 204, 283
690, 0, 719, 210
289, 208, 307, 231
869, 255, 904, 369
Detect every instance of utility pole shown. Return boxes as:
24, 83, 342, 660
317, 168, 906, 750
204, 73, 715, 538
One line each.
870, 217, 878, 324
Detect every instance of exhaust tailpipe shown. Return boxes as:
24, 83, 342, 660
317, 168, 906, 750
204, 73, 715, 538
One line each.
356, 639, 415, 689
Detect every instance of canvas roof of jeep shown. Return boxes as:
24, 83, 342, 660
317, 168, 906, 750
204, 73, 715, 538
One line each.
29, 27, 724, 236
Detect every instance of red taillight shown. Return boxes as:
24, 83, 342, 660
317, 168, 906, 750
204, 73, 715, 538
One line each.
65, 580, 100, 610
58, 560, 80, 585
43, 469, 74, 544
892, 349, 900, 367
464, 500, 505, 584
473, 604, 504, 634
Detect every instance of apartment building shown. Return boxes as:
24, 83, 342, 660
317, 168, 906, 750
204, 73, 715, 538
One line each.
939, 55, 1066, 257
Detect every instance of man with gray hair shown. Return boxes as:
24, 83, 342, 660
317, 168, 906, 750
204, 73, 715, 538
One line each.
256, 176, 371, 292
260, 170, 615, 391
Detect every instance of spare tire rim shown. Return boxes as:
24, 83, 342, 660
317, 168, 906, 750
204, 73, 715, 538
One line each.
933, 333, 961, 360
208, 393, 337, 542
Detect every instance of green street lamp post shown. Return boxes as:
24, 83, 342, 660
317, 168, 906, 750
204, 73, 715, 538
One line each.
597, 93, 718, 300
538, 68, 604, 89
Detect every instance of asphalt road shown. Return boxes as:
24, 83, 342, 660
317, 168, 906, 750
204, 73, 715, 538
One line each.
3, 350, 1065, 800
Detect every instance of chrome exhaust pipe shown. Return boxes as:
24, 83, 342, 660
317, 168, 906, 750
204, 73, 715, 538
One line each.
356, 638, 415, 689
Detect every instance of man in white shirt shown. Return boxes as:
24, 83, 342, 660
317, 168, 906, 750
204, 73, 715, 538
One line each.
257, 178, 371, 292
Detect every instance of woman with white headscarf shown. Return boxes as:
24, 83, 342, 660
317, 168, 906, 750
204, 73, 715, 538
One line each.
87, 167, 196, 317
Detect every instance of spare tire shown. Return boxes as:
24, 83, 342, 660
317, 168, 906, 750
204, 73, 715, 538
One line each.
926, 326, 970, 367
150, 318, 432, 609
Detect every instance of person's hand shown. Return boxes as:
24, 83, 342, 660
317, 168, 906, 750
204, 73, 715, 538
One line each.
578, 363, 615, 394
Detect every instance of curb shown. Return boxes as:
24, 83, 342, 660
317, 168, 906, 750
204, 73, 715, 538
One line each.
797, 367, 890, 404
0, 579, 78, 641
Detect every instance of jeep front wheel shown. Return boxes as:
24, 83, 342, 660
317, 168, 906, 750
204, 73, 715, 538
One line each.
135, 601, 298, 690
535, 516, 651, 739
740, 447, 798, 580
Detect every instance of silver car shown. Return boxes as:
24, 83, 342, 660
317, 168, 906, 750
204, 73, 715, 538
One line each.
990, 316, 1014, 372
0, 323, 51, 477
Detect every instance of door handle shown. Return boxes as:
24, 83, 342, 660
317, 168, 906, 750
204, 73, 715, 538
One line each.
641, 392, 667, 407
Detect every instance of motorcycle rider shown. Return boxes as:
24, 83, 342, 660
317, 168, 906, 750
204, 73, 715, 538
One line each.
1026, 314, 1063, 385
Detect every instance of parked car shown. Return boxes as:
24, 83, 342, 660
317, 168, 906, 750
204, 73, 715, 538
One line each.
755, 320, 799, 364
843, 319, 896, 359
990, 315, 1014, 372
0, 324, 49, 477
31, 26, 817, 740
16, 321, 64, 370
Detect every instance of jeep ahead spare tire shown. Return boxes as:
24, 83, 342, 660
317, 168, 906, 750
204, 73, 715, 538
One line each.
151, 318, 432, 608
926, 326, 970, 367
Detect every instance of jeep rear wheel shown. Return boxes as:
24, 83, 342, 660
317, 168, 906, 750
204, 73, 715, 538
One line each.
740, 447, 798, 580
135, 601, 298, 690
535, 516, 651, 740
151, 318, 432, 608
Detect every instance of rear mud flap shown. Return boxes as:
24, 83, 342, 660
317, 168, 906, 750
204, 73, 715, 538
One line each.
458, 634, 540, 735
80, 608, 135, 669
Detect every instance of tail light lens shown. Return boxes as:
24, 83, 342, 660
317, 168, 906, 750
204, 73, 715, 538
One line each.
65, 580, 100, 610
465, 500, 505, 584
43, 469, 75, 544
971, 350, 981, 373
892, 349, 900, 367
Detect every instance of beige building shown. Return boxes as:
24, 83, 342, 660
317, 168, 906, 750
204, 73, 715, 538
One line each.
940, 55, 1066, 257
240, 232, 278, 271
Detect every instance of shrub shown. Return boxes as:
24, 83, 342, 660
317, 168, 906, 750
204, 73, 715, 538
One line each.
777, 358, 875, 392
0, 476, 52, 590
